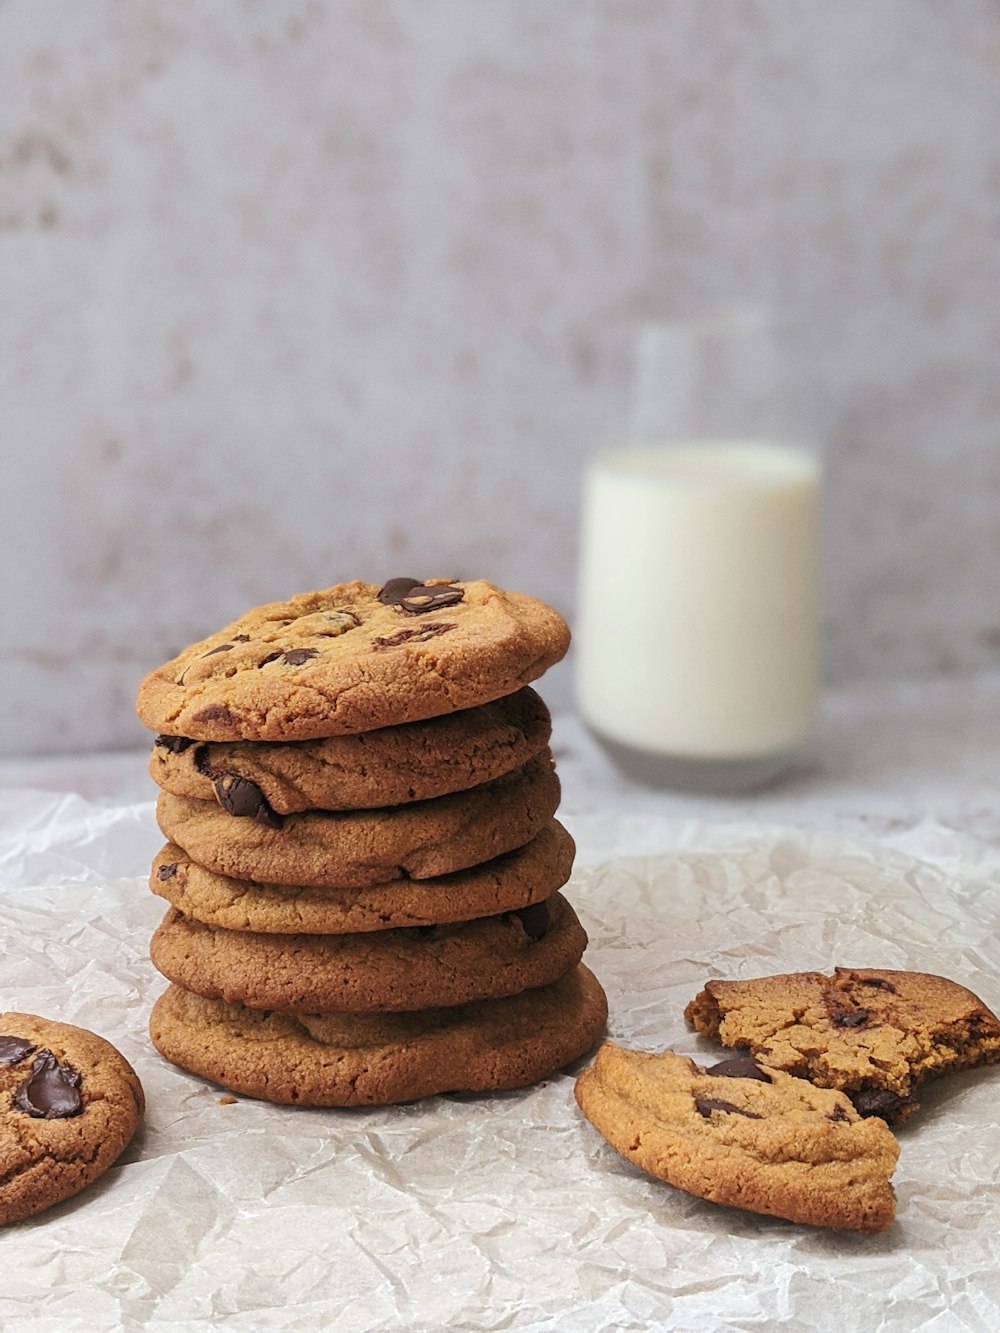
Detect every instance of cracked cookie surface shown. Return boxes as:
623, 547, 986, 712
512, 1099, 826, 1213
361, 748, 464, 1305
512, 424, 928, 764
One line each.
684, 968, 1000, 1122
149, 687, 551, 814
151, 820, 575, 934
0, 1013, 144, 1226
136, 579, 570, 742
575, 1044, 898, 1233
150, 892, 586, 1013
155, 752, 560, 888
150, 964, 607, 1106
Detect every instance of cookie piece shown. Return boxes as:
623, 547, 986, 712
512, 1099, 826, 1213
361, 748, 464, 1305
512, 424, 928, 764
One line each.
150, 964, 607, 1106
136, 579, 570, 742
149, 687, 551, 815
685, 968, 1000, 1123
0, 1013, 144, 1226
149, 893, 586, 1013
155, 753, 560, 889
575, 1044, 898, 1233
150, 820, 575, 934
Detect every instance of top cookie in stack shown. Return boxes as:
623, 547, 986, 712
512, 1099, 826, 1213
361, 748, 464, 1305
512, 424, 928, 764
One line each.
136, 578, 570, 742
137, 578, 607, 1107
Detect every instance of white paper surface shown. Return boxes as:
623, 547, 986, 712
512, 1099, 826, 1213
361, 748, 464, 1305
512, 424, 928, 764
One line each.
2, 787, 1000, 1331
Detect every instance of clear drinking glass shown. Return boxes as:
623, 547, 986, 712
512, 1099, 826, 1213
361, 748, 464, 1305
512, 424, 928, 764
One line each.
575, 309, 821, 794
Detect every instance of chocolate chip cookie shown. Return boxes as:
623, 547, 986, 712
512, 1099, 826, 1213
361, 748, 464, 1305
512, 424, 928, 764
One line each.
1, 1014, 144, 1226
137, 579, 570, 743
575, 1044, 898, 1232
150, 964, 607, 1106
149, 687, 551, 814
155, 753, 560, 888
151, 820, 575, 934
149, 893, 586, 1013
685, 968, 1000, 1123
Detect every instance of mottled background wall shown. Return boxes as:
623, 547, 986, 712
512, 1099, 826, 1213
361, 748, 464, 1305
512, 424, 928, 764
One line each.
2, 0, 999, 754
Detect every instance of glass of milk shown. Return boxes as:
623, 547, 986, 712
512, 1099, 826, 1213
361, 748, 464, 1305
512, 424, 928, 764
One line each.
575, 311, 820, 793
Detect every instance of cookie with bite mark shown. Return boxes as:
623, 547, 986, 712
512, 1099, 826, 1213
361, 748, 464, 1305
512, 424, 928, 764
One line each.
684, 967, 1000, 1122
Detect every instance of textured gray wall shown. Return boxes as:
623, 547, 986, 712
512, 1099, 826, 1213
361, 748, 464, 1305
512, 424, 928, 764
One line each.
2, 0, 999, 753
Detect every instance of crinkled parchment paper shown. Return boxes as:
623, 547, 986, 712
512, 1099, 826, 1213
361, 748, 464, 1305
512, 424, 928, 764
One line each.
2, 786, 1000, 1331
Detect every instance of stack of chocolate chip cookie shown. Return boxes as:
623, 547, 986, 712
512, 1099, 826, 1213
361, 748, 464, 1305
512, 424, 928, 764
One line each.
136, 578, 607, 1106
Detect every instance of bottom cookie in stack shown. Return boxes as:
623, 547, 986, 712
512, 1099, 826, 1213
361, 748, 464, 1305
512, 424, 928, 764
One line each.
151, 966, 607, 1107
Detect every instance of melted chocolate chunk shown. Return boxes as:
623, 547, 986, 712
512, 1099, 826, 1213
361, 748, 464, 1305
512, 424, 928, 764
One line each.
705, 1055, 772, 1082
204, 643, 235, 656
513, 900, 550, 942
848, 1086, 913, 1119
695, 1097, 761, 1119
157, 862, 178, 881
379, 577, 464, 613
154, 735, 196, 754
372, 623, 456, 651
400, 584, 464, 614
232, 634, 251, 642
280, 648, 319, 666
192, 744, 212, 775
378, 577, 422, 605
0, 1035, 35, 1066
13, 1051, 83, 1119
213, 776, 284, 829
833, 1009, 870, 1029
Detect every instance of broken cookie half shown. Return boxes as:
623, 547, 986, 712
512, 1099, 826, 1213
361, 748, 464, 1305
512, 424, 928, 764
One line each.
684, 968, 1000, 1123
575, 1043, 898, 1233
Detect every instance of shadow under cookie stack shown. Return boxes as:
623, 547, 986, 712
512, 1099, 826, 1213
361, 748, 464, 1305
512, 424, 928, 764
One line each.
136, 578, 607, 1106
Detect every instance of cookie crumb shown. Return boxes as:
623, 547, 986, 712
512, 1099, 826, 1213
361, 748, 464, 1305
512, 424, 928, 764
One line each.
218, 1095, 238, 1105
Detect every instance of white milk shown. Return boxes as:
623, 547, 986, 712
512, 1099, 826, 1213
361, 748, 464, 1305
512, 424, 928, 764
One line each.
575, 441, 820, 781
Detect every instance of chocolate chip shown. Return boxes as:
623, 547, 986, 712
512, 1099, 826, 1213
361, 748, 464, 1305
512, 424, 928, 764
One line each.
204, 643, 235, 656
280, 648, 319, 666
705, 1055, 772, 1082
0, 1035, 35, 1066
378, 577, 464, 613
513, 900, 550, 941
372, 623, 457, 651
154, 735, 196, 754
232, 634, 251, 642
859, 977, 897, 993
400, 584, 464, 614
848, 1087, 913, 1119
378, 578, 423, 605
827, 1104, 851, 1123
694, 1097, 760, 1119
833, 1009, 870, 1028
13, 1051, 82, 1119
212, 776, 284, 829
157, 863, 178, 881
191, 704, 238, 727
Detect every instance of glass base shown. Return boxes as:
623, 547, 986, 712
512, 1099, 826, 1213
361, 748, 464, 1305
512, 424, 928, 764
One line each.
589, 729, 803, 796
